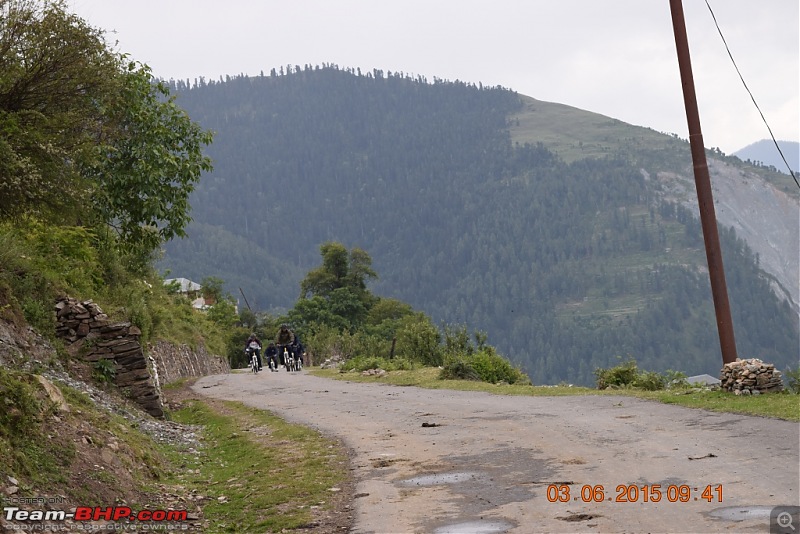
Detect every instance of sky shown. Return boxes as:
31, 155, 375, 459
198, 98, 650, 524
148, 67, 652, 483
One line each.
69, 0, 798, 156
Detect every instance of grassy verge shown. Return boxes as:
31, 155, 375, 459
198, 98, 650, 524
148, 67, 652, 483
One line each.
310, 367, 800, 421
165, 397, 351, 533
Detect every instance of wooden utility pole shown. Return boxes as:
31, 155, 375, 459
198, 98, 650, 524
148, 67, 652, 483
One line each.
239, 287, 252, 312
669, 0, 738, 364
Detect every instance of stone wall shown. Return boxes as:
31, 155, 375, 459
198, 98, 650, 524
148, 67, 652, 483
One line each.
148, 340, 229, 384
55, 297, 164, 418
55, 296, 230, 418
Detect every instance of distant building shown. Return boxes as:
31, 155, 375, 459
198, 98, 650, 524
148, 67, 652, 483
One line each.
164, 278, 208, 310
686, 374, 721, 387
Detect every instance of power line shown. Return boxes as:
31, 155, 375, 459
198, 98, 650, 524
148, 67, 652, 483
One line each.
704, 0, 799, 189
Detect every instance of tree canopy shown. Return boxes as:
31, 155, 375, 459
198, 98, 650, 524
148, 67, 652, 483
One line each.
294, 242, 378, 331
0, 0, 212, 255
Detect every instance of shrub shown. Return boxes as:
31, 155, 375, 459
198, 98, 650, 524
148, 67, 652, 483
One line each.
785, 366, 800, 394
470, 349, 530, 385
442, 324, 474, 357
439, 358, 480, 381
594, 359, 639, 389
632, 370, 666, 391
394, 314, 442, 366
594, 358, 686, 391
663, 369, 690, 389
93, 358, 117, 384
0, 368, 44, 439
439, 351, 530, 385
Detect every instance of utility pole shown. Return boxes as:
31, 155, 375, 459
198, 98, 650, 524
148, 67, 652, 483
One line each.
669, 0, 738, 365
239, 287, 252, 312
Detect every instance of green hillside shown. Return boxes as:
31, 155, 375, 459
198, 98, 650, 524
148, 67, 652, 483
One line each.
510, 95, 799, 197
161, 66, 798, 385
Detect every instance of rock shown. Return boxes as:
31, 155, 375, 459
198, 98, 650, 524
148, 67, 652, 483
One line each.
719, 358, 783, 394
34, 375, 70, 413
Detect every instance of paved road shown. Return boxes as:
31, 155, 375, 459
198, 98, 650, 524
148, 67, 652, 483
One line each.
193, 371, 799, 533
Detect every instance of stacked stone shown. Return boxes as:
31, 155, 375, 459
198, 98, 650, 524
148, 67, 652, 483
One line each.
54, 297, 163, 418
54, 297, 112, 342
719, 358, 783, 395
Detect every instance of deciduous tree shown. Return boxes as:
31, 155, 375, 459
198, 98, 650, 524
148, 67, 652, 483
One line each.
0, 0, 212, 256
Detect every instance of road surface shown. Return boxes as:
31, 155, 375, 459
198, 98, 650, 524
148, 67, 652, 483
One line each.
193, 371, 799, 533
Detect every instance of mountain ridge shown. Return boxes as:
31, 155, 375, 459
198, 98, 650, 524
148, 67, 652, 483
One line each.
160, 67, 798, 384
733, 139, 799, 175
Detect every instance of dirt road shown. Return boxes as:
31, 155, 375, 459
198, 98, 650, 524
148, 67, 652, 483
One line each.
193, 371, 799, 533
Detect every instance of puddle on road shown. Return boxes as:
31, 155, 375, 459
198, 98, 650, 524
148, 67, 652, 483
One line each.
399, 471, 481, 487
434, 520, 513, 533
707, 505, 775, 521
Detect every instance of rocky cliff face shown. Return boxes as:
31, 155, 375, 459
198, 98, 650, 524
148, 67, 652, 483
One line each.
659, 157, 799, 314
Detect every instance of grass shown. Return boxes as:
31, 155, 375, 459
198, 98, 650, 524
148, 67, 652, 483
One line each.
508, 95, 686, 163
508, 94, 798, 200
310, 367, 800, 421
166, 398, 350, 533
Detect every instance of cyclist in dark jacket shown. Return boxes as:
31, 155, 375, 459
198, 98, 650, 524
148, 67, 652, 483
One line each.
291, 336, 305, 368
276, 324, 295, 365
264, 342, 279, 372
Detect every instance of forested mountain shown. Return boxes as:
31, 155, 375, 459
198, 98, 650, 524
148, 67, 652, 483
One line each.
160, 65, 798, 385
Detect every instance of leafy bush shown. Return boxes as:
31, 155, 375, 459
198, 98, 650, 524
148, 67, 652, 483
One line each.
394, 314, 442, 366
93, 358, 117, 384
351, 332, 391, 360
632, 370, 666, 391
594, 358, 680, 391
439, 358, 480, 381
785, 366, 800, 394
21, 297, 53, 335
206, 298, 239, 328
442, 325, 475, 357
440, 350, 530, 385
662, 369, 690, 389
470, 350, 530, 385
594, 359, 639, 389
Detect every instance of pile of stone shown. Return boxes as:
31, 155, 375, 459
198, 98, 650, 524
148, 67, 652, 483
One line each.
719, 358, 783, 395
54, 297, 163, 418
55, 297, 115, 342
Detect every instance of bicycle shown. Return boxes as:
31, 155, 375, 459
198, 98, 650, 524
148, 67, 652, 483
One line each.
246, 347, 259, 374
283, 347, 296, 372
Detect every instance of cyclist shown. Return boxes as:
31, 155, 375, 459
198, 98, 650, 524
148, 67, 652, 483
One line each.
276, 323, 294, 361
291, 336, 305, 369
265, 342, 279, 371
245, 333, 263, 371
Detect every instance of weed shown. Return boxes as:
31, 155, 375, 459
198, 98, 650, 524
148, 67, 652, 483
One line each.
785, 365, 800, 394
93, 358, 117, 384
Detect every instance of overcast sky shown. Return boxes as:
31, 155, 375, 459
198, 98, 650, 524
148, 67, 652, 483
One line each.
69, 0, 798, 156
